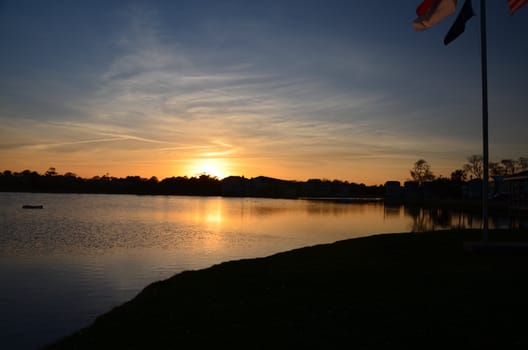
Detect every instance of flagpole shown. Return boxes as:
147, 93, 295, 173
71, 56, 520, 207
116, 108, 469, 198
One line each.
480, 0, 489, 240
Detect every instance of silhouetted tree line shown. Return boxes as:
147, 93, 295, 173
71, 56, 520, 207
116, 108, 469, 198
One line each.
401, 155, 528, 202
0, 169, 221, 196
0, 169, 383, 198
411, 156, 528, 183
221, 176, 384, 198
4, 155, 525, 200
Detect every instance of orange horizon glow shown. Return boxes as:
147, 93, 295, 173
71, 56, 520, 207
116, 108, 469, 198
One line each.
0, 155, 465, 186
1, 2, 527, 196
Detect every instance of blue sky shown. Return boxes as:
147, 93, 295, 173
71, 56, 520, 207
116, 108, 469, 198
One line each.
0, 0, 527, 184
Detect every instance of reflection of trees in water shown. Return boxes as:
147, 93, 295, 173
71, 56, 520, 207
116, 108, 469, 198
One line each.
384, 204, 402, 218
305, 201, 383, 216
244, 200, 525, 230
404, 205, 483, 232
251, 206, 292, 217
242, 200, 384, 218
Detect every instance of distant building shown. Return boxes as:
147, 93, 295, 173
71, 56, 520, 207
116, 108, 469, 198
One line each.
504, 171, 528, 212
384, 181, 402, 200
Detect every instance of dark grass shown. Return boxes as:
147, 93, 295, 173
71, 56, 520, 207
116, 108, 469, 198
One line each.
47, 229, 528, 349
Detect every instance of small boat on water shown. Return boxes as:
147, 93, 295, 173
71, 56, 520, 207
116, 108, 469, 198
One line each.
22, 205, 44, 209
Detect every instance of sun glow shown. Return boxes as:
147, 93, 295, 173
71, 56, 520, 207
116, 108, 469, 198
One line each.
187, 158, 230, 179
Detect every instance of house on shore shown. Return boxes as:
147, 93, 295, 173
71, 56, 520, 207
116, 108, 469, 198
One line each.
504, 171, 528, 212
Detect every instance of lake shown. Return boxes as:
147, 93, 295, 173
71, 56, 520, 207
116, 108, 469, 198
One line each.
0, 192, 515, 348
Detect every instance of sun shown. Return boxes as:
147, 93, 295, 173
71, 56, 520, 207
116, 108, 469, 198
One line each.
188, 158, 230, 179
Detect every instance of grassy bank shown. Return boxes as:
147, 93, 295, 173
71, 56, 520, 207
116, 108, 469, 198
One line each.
47, 229, 528, 349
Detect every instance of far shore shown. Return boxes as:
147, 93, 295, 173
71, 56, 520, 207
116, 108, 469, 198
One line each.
4, 189, 516, 216
47, 229, 528, 349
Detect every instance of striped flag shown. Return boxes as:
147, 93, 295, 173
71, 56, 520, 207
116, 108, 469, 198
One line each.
412, 0, 458, 32
509, 0, 528, 14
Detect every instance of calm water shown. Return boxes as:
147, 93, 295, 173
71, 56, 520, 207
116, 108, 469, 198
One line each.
0, 192, 514, 348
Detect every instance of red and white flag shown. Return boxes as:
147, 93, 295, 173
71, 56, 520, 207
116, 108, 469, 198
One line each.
413, 0, 458, 32
508, 0, 528, 14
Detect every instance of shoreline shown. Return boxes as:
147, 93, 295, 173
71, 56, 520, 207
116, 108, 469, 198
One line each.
47, 229, 528, 348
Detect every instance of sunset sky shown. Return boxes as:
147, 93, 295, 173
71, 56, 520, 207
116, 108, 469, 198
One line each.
1, 1, 527, 184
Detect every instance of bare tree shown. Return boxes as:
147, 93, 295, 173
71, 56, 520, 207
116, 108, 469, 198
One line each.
463, 155, 483, 179
410, 159, 435, 183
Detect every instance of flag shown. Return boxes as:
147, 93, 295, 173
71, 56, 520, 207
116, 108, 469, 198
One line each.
444, 0, 475, 45
413, 0, 458, 32
416, 0, 435, 16
508, 0, 528, 14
